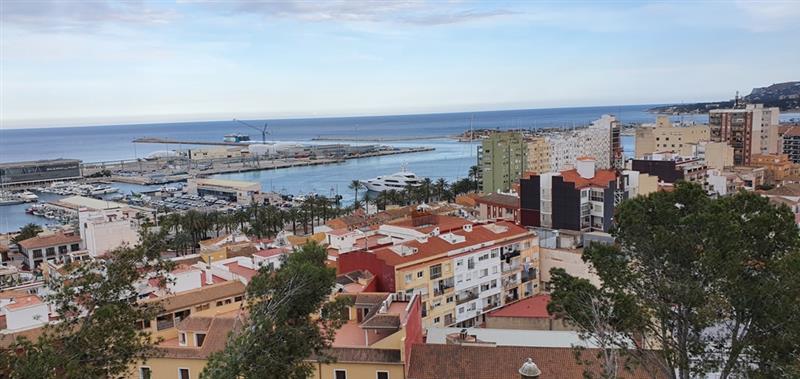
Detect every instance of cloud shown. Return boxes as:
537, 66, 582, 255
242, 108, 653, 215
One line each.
209, 0, 517, 26
0, 0, 176, 32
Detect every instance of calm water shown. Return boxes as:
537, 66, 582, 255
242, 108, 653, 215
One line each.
2, 104, 697, 163
2, 105, 797, 232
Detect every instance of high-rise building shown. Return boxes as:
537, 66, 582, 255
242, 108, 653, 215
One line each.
525, 136, 551, 174
634, 116, 710, 158
477, 132, 527, 194
709, 104, 780, 165
527, 115, 617, 175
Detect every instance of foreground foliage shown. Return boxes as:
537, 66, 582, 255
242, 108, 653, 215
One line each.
1, 229, 172, 379
549, 183, 800, 379
201, 242, 350, 379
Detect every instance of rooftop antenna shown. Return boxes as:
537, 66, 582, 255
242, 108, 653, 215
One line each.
233, 118, 270, 143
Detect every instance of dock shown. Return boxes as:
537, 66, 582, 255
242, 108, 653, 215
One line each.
311, 135, 454, 142
133, 137, 247, 146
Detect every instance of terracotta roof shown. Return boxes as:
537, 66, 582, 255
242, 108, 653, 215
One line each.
782, 126, 800, 138
4, 294, 43, 310
407, 344, 665, 379
475, 193, 520, 209
487, 294, 551, 318
373, 221, 532, 266
18, 232, 81, 250
143, 280, 245, 312
317, 347, 402, 363
223, 262, 258, 281
160, 311, 242, 359
763, 184, 800, 197
559, 168, 617, 189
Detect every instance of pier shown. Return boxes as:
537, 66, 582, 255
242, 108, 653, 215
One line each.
311, 135, 454, 142
133, 137, 247, 146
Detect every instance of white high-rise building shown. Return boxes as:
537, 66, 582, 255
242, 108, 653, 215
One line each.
542, 115, 615, 172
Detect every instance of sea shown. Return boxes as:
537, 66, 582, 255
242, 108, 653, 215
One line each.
2, 104, 798, 233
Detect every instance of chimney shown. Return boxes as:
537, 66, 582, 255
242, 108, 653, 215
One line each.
519, 358, 542, 379
205, 257, 213, 285
576, 157, 596, 179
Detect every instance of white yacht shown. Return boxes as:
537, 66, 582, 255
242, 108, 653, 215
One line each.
360, 169, 424, 192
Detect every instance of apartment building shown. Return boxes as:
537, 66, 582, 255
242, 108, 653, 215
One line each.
751, 154, 800, 183
680, 141, 734, 170
336, 214, 540, 328
709, 104, 780, 165
519, 157, 618, 232
477, 132, 527, 194
131, 292, 423, 379
78, 207, 141, 257
630, 152, 709, 190
530, 115, 618, 174
781, 126, 800, 163
525, 136, 551, 173
17, 230, 83, 270
634, 115, 710, 158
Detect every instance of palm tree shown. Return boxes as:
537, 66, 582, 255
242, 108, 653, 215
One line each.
421, 178, 433, 204
11, 223, 43, 244
469, 165, 480, 192
348, 180, 363, 208
434, 178, 448, 201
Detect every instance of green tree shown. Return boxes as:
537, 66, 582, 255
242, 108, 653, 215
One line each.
201, 242, 350, 379
548, 183, 800, 379
348, 180, 362, 208
11, 223, 43, 244
1, 230, 172, 378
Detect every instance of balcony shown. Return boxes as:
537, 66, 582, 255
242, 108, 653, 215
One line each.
456, 290, 479, 305
433, 284, 455, 297
521, 268, 537, 283
501, 261, 520, 273
503, 276, 520, 290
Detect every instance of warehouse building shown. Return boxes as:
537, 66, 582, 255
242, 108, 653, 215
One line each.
0, 159, 82, 186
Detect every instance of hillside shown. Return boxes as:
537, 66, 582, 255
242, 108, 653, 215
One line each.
650, 81, 800, 114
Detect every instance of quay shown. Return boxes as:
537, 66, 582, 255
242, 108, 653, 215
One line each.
132, 137, 247, 146
311, 135, 454, 142
85, 146, 435, 185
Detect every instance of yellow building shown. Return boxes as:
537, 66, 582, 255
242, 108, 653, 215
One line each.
129, 293, 423, 379
526, 137, 551, 174
358, 216, 540, 328
635, 116, 710, 158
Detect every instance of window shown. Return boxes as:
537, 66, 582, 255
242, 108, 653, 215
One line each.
195, 333, 206, 347
490, 249, 499, 258
429, 264, 442, 280
377, 372, 389, 379
174, 309, 190, 322
46, 247, 56, 257
139, 367, 152, 379
446, 296, 454, 303
32, 249, 42, 258
178, 368, 190, 379
417, 271, 423, 278
156, 314, 174, 331
404, 273, 412, 283
467, 258, 475, 270
179, 332, 187, 346
234, 296, 244, 302
456, 259, 463, 267
224, 298, 232, 305
195, 303, 210, 312
216, 301, 224, 307
334, 369, 347, 379
70, 243, 80, 251
433, 316, 441, 324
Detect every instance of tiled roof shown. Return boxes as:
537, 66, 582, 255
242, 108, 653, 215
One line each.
18, 232, 81, 250
560, 168, 617, 189
782, 126, 800, 138
373, 221, 532, 266
763, 184, 800, 197
318, 347, 402, 363
407, 344, 665, 379
475, 193, 520, 209
487, 294, 551, 318
160, 312, 242, 359
143, 280, 245, 312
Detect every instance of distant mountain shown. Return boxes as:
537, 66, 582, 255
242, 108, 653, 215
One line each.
650, 81, 800, 114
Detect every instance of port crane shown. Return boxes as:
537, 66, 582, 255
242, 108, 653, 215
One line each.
233, 118, 270, 143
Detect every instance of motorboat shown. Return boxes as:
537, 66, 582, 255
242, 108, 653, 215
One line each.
360, 168, 423, 192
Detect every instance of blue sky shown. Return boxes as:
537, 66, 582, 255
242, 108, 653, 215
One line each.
1, 0, 799, 128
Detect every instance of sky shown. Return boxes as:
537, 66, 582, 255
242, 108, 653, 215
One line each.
1, 0, 799, 129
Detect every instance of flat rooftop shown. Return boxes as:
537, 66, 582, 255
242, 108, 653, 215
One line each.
0, 159, 81, 169
55, 196, 125, 210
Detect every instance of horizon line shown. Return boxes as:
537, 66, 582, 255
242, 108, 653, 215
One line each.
0, 102, 672, 131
